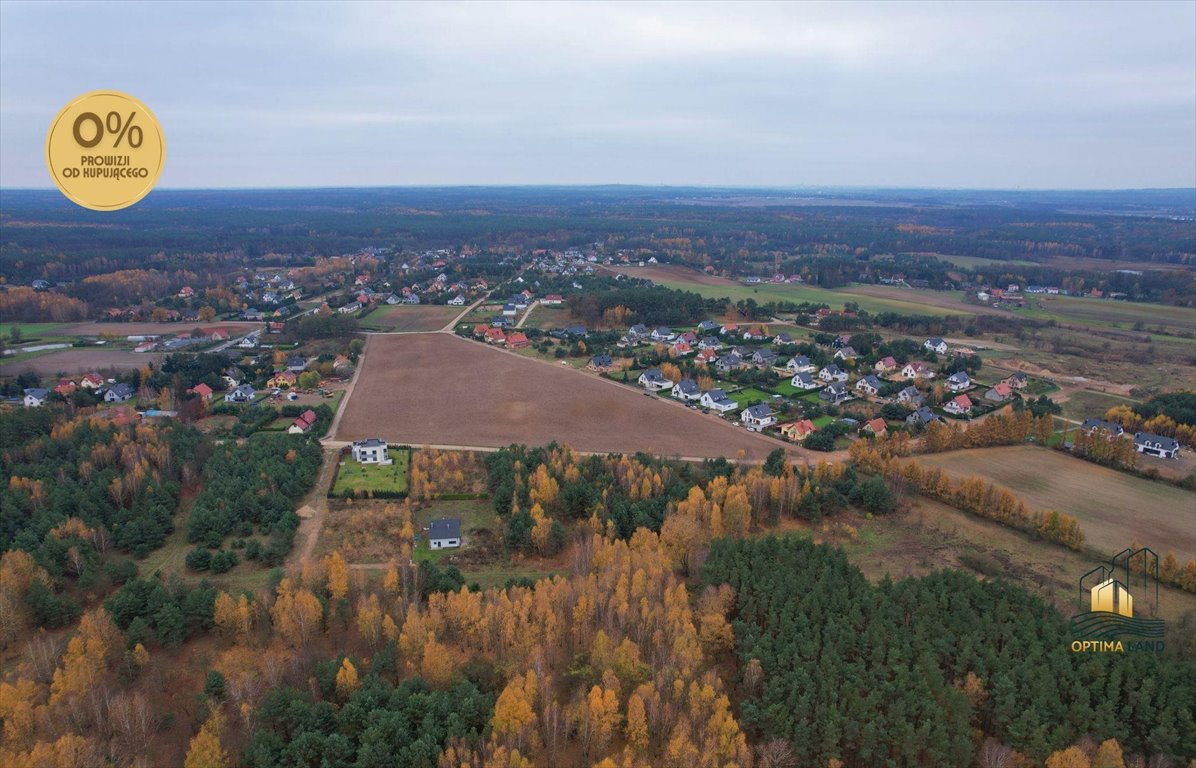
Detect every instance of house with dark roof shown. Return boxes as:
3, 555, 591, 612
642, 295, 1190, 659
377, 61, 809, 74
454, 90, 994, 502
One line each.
638, 368, 672, 391
741, 404, 777, 429
1133, 432, 1180, 459
897, 386, 924, 405
752, 349, 778, 367
906, 406, 942, 427
819, 364, 848, 383
428, 519, 462, 549
672, 378, 701, 401
946, 372, 972, 392
1081, 418, 1124, 437
351, 438, 392, 465
104, 383, 134, 403
700, 389, 738, 413
855, 375, 882, 396
786, 355, 815, 373
22, 388, 50, 408
587, 354, 615, 371
790, 372, 818, 390
924, 337, 948, 354
224, 384, 256, 403
820, 382, 851, 404
716, 354, 744, 373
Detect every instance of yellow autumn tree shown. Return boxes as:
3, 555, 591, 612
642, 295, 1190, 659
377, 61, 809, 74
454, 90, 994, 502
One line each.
625, 692, 649, 754
1045, 746, 1091, 768
50, 608, 120, 704
335, 658, 360, 697
184, 710, 230, 768
325, 551, 349, 602
1092, 739, 1125, 768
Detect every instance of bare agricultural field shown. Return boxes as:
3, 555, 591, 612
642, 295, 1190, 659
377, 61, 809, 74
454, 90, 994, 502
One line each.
917, 446, 1196, 561
336, 333, 812, 462
0, 348, 165, 376
58, 320, 260, 337
359, 304, 462, 332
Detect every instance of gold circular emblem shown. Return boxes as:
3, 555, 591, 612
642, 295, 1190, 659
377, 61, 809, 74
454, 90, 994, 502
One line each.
45, 90, 166, 211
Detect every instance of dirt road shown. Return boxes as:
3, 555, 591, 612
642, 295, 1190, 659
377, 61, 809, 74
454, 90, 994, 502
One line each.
286, 445, 342, 572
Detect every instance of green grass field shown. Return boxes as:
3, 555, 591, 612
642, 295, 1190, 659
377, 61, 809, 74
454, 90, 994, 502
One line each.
1058, 389, 1138, 423
652, 277, 965, 317
332, 451, 411, 495
358, 304, 462, 332
932, 254, 1039, 269
1015, 295, 1195, 333
0, 322, 70, 339
728, 387, 775, 406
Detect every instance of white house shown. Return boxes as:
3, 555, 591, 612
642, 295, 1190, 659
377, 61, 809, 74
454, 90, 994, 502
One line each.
651, 326, 676, 342
944, 394, 973, 416
1133, 432, 1180, 459
924, 338, 948, 355
741, 404, 777, 430
224, 384, 256, 403
672, 378, 702, 401
901, 362, 935, 380
448, 295, 466, 306
819, 364, 848, 383
786, 355, 815, 373
22, 388, 49, 408
351, 438, 392, 465
104, 383, 134, 402
638, 368, 672, 391
945, 372, 972, 392
855, 375, 882, 396
790, 372, 819, 390
428, 518, 462, 549
700, 389, 738, 413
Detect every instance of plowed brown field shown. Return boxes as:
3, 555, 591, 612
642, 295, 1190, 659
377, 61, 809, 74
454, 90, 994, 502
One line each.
336, 333, 814, 462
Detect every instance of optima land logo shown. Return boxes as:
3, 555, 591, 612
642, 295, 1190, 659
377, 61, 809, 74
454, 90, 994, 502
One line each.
1070, 547, 1165, 653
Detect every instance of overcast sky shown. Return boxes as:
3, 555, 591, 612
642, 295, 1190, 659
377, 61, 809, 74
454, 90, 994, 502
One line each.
2, 1, 1193, 189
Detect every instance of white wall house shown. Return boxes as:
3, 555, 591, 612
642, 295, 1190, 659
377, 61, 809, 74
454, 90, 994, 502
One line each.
351, 438, 393, 465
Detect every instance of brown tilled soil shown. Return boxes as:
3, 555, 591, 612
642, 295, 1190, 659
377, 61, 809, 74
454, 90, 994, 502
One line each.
60, 321, 261, 336
336, 333, 815, 462
0, 349, 166, 376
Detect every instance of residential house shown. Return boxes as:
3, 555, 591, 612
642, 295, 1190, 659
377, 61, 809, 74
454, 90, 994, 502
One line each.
834, 346, 857, 362
502, 303, 518, 317
628, 324, 649, 338
790, 372, 819, 390
428, 518, 462, 549
80, 372, 105, 389
900, 362, 935, 380
671, 340, 693, 356
698, 336, 722, 351
22, 388, 49, 408
288, 409, 319, 434
896, 386, 925, 406
242, 308, 265, 321
874, 356, 898, 374
742, 326, 769, 341
773, 333, 794, 346
484, 328, 507, 344
351, 438, 392, 465
209, 329, 230, 342
587, 354, 615, 371
1081, 418, 1124, 438
786, 355, 815, 373
224, 385, 256, 403
188, 383, 214, 401
780, 419, 817, 442
541, 294, 564, 306
924, 338, 949, 354
716, 354, 744, 374
855, 375, 882, 396
402, 294, 421, 305
338, 302, 363, 315
562, 325, 587, 338
447, 295, 466, 306
820, 383, 851, 404
268, 371, 298, 389
700, 389, 738, 413
638, 369, 672, 391
906, 407, 942, 427
671, 378, 702, 401
472, 324, 490, 337
863, 418, 888, 436
696, 348, 719, 364
752, 349, 778, 367
741, 404, 777, 430
984, 383, 1013, 402
819, 364, 848, 383
946, 372, 972, 392
651, 326, 676, 342
944, 394, 974, 415
719, 323, 738, 336
53, 379, 77, 397
104, 383, 134, 403
1133, 432, 1180, 459
286, 356, 307, 373
697, 320, 719, 332
1002, 371, 1028, 390
505, 332, 530, 349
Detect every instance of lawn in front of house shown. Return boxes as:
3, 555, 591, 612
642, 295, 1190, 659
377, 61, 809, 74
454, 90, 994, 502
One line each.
332, 451, 411, 496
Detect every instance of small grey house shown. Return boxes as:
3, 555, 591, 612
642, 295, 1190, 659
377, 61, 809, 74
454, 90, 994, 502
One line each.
1081, 418, 1124, 438
1133, 432, 1180, 459
104, 383, 134, 402
428, 518, 462, 550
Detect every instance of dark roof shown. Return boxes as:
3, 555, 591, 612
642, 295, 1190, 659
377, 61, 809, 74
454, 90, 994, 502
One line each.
1134, 432, 1179, 450
428, 518, 461, 541
24, 387, 49, 398
674, 378, 699, 393
744, 404, 774, 418
1081, 418, 1123, 434
909, 406, 939, 424
354, 438, 387, 448
927, 337, 946, 346
591, 354, 613, 366
860, 375, 882, 388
